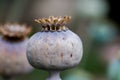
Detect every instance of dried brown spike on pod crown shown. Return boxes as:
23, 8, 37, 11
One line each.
35, 16, 71, 31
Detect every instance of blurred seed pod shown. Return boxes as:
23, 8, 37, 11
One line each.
88, 21, 117, 43
100, 38, 120, 64
0, 23, 33, 79
76, 0, 109, 19
108, 59, 120, 80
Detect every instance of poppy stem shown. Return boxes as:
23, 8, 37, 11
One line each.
46, 71, 61, 80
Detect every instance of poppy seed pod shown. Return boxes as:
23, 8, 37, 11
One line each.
27, 16, 83, 80
0, 24, 33, 80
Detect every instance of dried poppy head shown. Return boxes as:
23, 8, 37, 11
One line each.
27, 16, 83, 80
0, 23, 31, 38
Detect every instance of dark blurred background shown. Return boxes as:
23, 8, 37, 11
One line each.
0, 0, 120, 80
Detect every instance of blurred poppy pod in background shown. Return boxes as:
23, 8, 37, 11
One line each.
0, 23, 33, 80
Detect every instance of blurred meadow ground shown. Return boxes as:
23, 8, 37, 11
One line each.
0, 0, 120, 80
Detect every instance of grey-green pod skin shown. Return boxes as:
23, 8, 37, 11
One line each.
27, 30, 83, 70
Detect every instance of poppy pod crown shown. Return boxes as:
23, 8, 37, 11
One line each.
0, 23, 31, 38
35, 16, 71, 31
